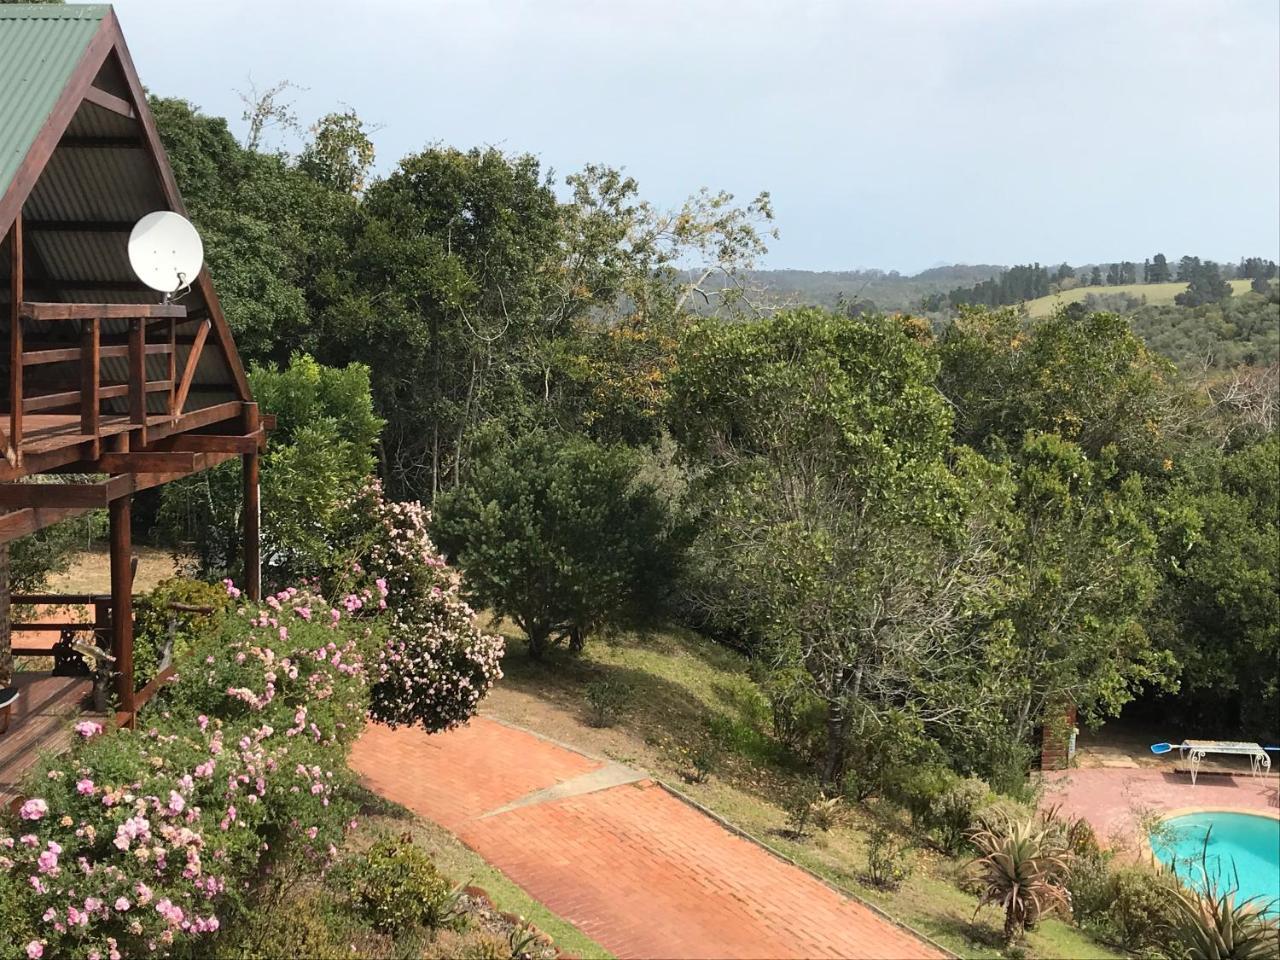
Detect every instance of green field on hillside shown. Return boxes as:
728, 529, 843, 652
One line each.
1023, 279, 1253, 317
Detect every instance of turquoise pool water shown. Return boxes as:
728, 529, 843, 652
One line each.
1150, 811, 1280, 916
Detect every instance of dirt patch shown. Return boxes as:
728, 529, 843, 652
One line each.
44, 546, 182, 595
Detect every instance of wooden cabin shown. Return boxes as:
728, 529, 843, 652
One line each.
0, 4, 268, 792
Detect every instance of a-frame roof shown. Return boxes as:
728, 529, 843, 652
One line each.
0, 2, 250, 405
0, 5, 110, 204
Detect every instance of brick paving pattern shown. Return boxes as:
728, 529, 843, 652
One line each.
351, 717, 944, 959
1043, 766, 1278, 842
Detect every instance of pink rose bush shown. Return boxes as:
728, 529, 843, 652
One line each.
0, 587, 371, 959
344, 481, 504, 733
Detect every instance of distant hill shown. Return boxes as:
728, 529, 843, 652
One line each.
738, 265, 1005, 311
1022, 279, 1254, 318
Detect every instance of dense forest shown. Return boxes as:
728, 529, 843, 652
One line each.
20, 88, 1278, 789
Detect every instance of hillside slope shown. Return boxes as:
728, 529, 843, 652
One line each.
1023, 279, 1253, 317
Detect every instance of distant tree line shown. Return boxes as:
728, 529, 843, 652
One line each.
921, 251, 1277, 313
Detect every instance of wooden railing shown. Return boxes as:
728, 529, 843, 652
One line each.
8, 302, 192, 460
9, 593, 210, 721
10, 592, 111, 656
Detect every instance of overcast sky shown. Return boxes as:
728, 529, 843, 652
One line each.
110, 0, 1279, 273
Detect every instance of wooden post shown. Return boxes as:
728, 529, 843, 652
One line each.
81, 317, 100, 437
109, 493, 135, 720
8, 215, 22, 464
166, 317, 177, 416
0, 544, 11, 690
127, 317, 146, 446
242, 403, 261, 601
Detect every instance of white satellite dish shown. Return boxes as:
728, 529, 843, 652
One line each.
128, 211, 203, 296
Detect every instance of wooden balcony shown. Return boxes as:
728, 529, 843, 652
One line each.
4, 300, 214, 473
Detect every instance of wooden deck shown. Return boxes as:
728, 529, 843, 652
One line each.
0, 671, 97, 810
14, 412, 162, 457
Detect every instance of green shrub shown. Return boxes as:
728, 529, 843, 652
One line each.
584, 679, 632, 728
434, 429, 682, 658
210, 889, 371, 960
132, 577, 232, 687
973, 795, 1034, 832
758, 664, 826, 758
892, 766, 955, 828
1067, 850, 1115, 926
865, 824, 914, 891
344, 834, 459, 933
1103, 865, 1183, 953
927, 776, 990, 853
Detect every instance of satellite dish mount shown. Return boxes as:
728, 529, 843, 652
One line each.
128, 211, 204, 301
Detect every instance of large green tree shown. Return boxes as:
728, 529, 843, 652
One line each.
979, 434, 1171, 748
670, 309, 1002, 783
938, 307, 1192, 473
1151, 435, 1280, 733
433, 429, 679, 657
155, 355, 383, 586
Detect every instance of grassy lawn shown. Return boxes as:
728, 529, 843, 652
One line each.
485, 622, 1126, 960
1022, 279, 1251, 318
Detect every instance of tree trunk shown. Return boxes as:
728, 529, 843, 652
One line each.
1004, 907, 1023, 946
526, 625, 549, 660
822, 702, 848, 786
568, 625, 584, 653
821, 664, 862, 786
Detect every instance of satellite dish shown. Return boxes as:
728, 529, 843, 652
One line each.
128, 211, 203, 296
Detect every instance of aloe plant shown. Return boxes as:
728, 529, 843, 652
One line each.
968, 816, 1071, 944
1166, 836, 1280, 960
1167, 886, 1279, 959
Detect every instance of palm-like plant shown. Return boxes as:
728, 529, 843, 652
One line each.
1168, 886, 1280, 960
968, 816, 1071, 944
1166, 838, 1280, 960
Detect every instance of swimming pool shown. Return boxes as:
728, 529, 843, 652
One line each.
1150, 811, 1280, 916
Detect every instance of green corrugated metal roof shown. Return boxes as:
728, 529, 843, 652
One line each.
0, 4, 109, 206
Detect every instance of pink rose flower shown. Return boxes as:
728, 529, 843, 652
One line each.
18, 799, 47, 820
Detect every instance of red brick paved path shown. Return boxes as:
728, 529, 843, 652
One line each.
352, 718, 945, 959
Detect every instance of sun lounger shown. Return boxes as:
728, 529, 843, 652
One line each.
1178, 739, 1271, 785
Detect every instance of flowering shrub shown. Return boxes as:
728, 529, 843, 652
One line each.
0, 585, 377, 960
343, 482, 504, 733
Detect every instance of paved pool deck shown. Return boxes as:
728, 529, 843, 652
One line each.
1042, 766, 1279, 846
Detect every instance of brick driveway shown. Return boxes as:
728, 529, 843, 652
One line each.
351, 717, 944, 959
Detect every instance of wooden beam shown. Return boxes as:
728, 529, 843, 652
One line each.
55, 136, 143, 150
172, 319, 210, 419
22, 391, 81, 414
22, 348, 82, 367
167, 318, 176, 416
95, 451, 196, 473
128, 318, 145, 445
146, 400, 243, 443
21, 302, 186, 321
0, 506, 87, 543
243, 403, 261, 601
22, 220, 133, 234
159, 430, 265, 454
82, 85, 136, 119
31, 280, 146, 293
0, 476, 133, 510
109, 494, 134, 717
9, 216, 23, 466
82, 318, 100, 437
